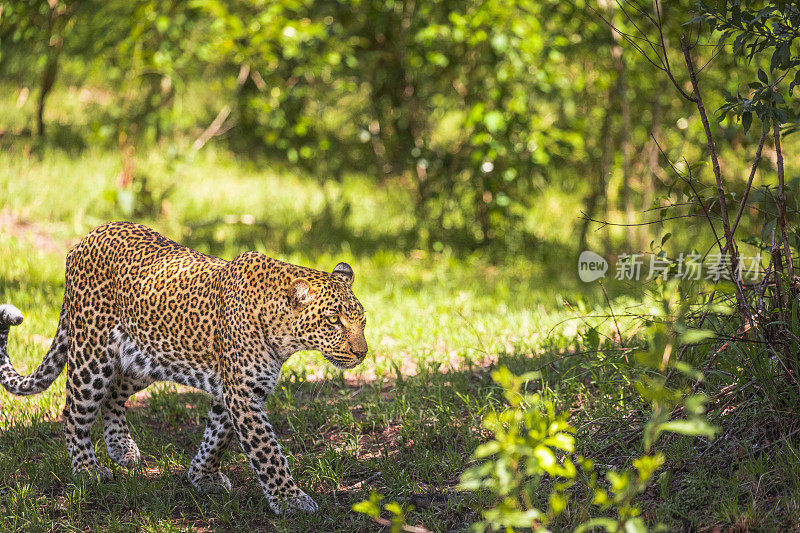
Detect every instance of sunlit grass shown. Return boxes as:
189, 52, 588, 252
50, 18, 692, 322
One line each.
1, 84, 797, 530
0, 137, 608, 531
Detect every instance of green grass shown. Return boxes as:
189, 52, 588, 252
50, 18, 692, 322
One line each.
0, 134, 594, 531
2, 86, 800, 531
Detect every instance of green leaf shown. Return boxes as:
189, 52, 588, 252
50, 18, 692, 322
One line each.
549, 492, 568, 516
632, 453, 665, 482
680, 328, 715, 344
625, 517, 649, 533
606, 471, 629, 492
771, 43, 790, 70
742, 110, 752, 133
575, 517, 618, 533
658, 419, 718, 438
352, 500, 380, 517
673, 361, 703, 380
484, 507, 546, 528
384, 501, 404, 515
534, 445, 556, 470
585, 327, 600, 350
473, 440, 501, 459
352, 491, 383, 518
683, 394, 710, 416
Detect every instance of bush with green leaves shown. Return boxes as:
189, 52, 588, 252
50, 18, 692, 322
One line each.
451, 282, 719, 532
352, 491, 423, 533
458, 366, 576, 531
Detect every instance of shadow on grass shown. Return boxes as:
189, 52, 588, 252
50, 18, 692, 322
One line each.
6, 345, 782, 531
0, 352, 551, 532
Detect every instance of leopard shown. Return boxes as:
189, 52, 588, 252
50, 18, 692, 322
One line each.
0, 221, 368, 514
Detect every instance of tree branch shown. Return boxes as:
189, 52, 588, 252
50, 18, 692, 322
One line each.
680, 34, 750, 326
730, 129, 766, 237
773, 110, 795, 283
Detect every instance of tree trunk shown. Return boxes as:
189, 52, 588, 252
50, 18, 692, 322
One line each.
579, 83, 615, 251
37, 3, 64, 137
643, 98, 661, 234
610, 15, 636, 246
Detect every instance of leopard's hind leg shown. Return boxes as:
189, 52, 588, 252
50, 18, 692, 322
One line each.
62, 290, 121, 481
63, 341, 117, 480
102, 372, 152, 468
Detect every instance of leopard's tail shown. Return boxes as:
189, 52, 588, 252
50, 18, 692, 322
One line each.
0, 303, 69, 396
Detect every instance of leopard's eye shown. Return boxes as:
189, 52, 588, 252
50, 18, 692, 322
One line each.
327, 315, 340, 325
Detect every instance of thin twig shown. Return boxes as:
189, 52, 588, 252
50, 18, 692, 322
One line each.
730, 129, 767, 237
192, 104, 231, 152
580, 212, 720, 228
650, 135, 726, 254
757, 233, 776, 316
587, 4, 665, 73
342, 471, 383, 491
772, 243, 786, 323
599, 279, 624, 349
773, 108, 795, 282
192, 64, 251, 152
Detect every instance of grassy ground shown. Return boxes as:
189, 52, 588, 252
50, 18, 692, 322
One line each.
2, 85, 800, 532
0, 135, 598, 532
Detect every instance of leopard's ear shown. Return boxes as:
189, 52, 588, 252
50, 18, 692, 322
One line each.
288, 279, 314, 310
332, 262, 354, 287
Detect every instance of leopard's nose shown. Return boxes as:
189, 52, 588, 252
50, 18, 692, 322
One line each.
349, 333, 368, 359
350, 343, 368, 360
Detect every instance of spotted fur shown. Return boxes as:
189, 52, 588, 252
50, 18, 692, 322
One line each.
0, 221, 368, 513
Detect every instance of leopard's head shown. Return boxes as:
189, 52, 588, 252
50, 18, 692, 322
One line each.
288, 262, 368, 369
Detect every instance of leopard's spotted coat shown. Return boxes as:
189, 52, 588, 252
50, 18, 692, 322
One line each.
0, 221, 368, 513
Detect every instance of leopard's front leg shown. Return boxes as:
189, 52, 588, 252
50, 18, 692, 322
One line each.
188, 401, 234, 492
223, 384, 317, 514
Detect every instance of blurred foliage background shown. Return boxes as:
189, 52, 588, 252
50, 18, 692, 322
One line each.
2, 0, 796, 265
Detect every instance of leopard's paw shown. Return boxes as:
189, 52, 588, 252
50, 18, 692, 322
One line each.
269, 490, 318, 514
74, 464, 113, 482
188, 466, 232, 493
108, 440, 142, 468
